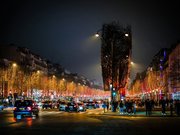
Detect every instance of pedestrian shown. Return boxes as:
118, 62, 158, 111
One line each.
124, 100, 129, 115
133, 100, 136, 115
175, 99, 180, 116
102, 101, 106, 113
145, 99, 151, 116
119, 100, 124, 114
106, 100, 109, 111
169, 99, 173, 116
161, 98, 166, 116
111, 100, 115, 112
178, 100, 180, 116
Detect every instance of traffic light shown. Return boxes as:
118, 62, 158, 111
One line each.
112, 91, 116, 96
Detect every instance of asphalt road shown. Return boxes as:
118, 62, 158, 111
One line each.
0, 109, 180, 135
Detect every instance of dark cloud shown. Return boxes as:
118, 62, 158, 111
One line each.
0, 0, 180, 82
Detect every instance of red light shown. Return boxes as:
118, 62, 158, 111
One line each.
27, 107, 32, 111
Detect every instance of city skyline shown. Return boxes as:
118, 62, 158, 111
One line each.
0, 0, 180, 83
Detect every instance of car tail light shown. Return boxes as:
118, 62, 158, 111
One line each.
27, 107, 32, 111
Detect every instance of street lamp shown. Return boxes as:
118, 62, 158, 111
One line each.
95, 33, 100, 37
125, 33, 129, 37
12, 63, 17, 67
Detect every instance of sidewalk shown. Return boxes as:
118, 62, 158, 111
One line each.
2, 106, 14, 111
102, 110, 179, 117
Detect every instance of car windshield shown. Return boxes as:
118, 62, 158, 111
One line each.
15, 100, 33, 107
44, 101, 51, 103
67, 102, 75, 106
60, 102, 66, 105
87, 102, 94, 104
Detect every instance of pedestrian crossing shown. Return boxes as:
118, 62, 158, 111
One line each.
40, 110, 104, 115
85, 111, 104, 115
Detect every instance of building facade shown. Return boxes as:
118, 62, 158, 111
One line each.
0, 44, 48, 74
0, 44, 106, 100
168, 43, 180, 99
128, 42, 180, 100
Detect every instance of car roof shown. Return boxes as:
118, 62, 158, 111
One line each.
15, 99, 34, 102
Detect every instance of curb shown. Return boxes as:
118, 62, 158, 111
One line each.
101, 112, 180, 117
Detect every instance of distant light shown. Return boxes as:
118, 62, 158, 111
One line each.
164, 50, 166, 57
125, 33, 129, 37
131, 62, 134, 65
95, 33, 99, 37
13, 63, 17, 67
160, 65, 163, 70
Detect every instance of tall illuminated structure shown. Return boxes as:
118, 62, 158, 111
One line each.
100, 22, 132, 100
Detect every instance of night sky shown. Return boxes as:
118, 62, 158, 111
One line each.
0, 0, 180, 84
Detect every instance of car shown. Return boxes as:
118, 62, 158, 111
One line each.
59, 101, 67, 111
52, 100, 58, 109
42, 100, 53, 109
0, 104, 4, 111
77, 102, 86, 112
65, 102, 78, 112
37, 101, 42, 109
13, 99, 39, 118
94, 101, 100, 108
86, 101, 96, 109
83, 101, 88, 107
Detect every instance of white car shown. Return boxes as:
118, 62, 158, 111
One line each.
37, 102, 42, 109
59, 101, 67, 111
0, 104, 4, 111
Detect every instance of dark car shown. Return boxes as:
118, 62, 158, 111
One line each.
86, 101, 96, 109
77, 102, 86, 112
13, 99, 39, 118
59, 101, 67, 111
65, 102, 78, 112
0, 104, 4, 111
94, 101, 100, 108
42, 100, 53, 109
